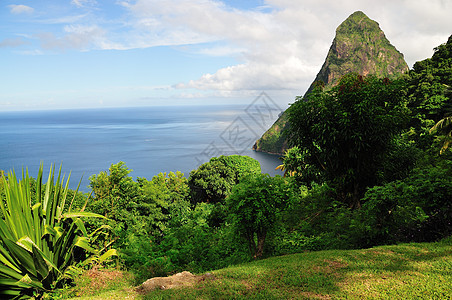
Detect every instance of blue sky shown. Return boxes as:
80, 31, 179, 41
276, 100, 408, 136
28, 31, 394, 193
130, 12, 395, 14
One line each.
1, 0, 451, 111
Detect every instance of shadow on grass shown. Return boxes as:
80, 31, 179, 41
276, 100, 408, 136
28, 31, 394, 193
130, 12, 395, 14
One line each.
141, 238, 452, 299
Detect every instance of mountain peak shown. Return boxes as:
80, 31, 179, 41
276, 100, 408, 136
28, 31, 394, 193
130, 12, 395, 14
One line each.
336, 11, 379, 36
304, 11, 408, 95
347, 10, 368, 20
254, 11, 409, 154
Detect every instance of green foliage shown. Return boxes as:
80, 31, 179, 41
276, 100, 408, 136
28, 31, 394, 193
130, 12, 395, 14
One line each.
407, 35, 452, 151
123, 199, 250, 283
278, 183, 359, 251
189, 155, 261, 204
92, 166, 245, 283
189, 159, 236, 204
0, 165, 114, 298
88, 162, 146, 249
218, 155, 261, 180
87, 162, 186, 250
409, 35, 452, 122
142, 238, 452, 300
278, 146, 322, 186
227, 174, 297, 258
141, 171, 190, 205
430, 115, 452, 154
360, 160, 452, 245
88, 162, 142, 222
288, 73, 410, 208
87, 162, 195, 285
376, 132, 422, 183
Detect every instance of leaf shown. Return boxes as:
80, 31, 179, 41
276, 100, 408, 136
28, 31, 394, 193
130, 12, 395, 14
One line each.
3, 239, 37, 278
62, 212, 107, 219
98, 249, 118, 264
74, 236, 97, 254
18, 273, 43, 289
32, 245, 50, 280
0, 264, 23, 281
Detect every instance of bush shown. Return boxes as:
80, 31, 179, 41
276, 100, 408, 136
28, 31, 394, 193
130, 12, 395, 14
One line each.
0, 165, 115, 298
189, 155, 261, 204
278, 183, 360, 251
360, 160, 452, 245
123, 200, 251, 282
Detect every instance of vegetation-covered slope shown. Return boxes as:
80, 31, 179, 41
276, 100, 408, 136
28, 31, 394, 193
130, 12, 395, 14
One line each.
63, 238, 452, 299
254, 11, 409, 155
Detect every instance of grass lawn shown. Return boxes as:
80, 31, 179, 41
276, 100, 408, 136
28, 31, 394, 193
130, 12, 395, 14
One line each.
62, 237, 452, 299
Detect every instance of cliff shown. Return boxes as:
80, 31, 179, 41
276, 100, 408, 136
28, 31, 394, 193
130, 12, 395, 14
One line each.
253, 11, 409, 155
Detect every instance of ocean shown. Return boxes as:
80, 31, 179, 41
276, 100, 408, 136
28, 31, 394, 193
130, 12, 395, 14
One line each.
0, 104, 284, 191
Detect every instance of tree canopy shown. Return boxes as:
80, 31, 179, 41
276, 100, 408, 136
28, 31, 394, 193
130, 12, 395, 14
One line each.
287, 73, 409, 208
188, 155, 261, 204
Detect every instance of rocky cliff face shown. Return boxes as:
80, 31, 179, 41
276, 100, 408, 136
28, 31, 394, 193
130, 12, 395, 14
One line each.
254, 11, 409, 155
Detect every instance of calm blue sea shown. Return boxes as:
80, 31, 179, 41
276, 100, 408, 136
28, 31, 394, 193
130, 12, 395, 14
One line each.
0, 105, 284, 191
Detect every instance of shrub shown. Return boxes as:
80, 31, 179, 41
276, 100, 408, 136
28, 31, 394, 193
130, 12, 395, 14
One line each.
361, 160, 452, 245
0, 165, 115, 298
189, 155, 261, 204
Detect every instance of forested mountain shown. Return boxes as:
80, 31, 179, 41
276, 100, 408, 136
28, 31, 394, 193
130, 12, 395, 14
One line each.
254, 11, 409, 154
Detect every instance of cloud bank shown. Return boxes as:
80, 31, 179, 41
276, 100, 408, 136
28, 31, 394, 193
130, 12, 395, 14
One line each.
8, 0, 452, 96
120, 0, 452, 93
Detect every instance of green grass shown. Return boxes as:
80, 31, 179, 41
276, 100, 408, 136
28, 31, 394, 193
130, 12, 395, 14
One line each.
61, 237, 452, 299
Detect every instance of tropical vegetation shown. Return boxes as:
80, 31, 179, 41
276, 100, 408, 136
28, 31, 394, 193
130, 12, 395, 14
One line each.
0, 165, 116, 298
0, 33, 450, 299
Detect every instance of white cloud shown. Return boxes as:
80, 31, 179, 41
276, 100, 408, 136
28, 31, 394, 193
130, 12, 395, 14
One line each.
38, 25, 110, 51
0, 37, 28, 48
8, 4, 34, 14
71, 0, 97, 8
197, 45, 246, 57
38, 14, 88, 25
151, 0, 451, 94
25, 0, 452, 95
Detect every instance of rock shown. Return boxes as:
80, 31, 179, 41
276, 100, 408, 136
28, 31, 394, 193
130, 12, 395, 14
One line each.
136, 271, 216, 294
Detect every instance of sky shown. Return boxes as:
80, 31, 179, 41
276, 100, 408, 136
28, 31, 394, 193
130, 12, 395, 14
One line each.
1, 0, 451, 111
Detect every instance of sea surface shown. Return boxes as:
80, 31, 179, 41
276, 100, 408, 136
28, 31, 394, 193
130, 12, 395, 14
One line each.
0, 104, 284, 191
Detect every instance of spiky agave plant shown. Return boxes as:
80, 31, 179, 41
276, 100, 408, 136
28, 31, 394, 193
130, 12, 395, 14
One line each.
0, 164, 116, 298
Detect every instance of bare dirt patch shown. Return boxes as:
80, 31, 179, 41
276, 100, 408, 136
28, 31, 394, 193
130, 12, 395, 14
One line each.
324, 259, 348, 269
82, 268, 128, 292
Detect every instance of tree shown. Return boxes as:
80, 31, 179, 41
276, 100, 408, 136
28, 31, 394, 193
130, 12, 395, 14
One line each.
88, 162, 142, 228
287, 73, 409, 208
430, 115, 452, 154
227, 174, 296, 258
137, 171, 191, 233
88, 162, 168, 247
189, 155, 261, 204
407, 35, 452, 150
276, 146, 322, 185
140, 171, 190, 205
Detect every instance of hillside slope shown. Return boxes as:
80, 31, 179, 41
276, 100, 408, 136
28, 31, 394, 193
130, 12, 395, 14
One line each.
142, 238, 452, 299
254, 11, 409, 155
65, 238, 452, 299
